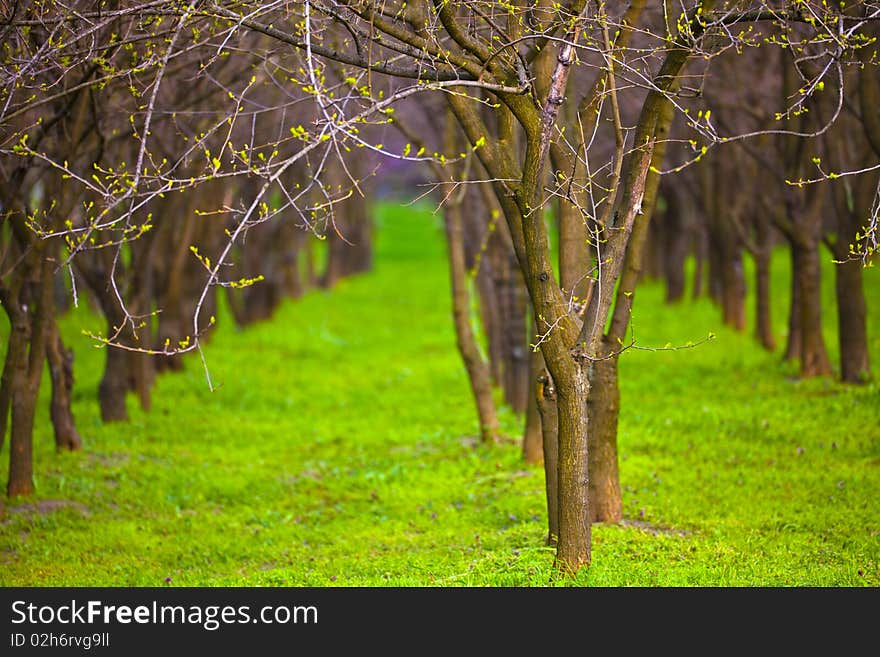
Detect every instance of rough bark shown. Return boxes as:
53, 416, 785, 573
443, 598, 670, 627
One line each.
586, 350, 622, 523
553, 366, 591, 576
6, 254, 52, 496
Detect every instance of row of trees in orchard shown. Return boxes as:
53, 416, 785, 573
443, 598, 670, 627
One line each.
1, 1, 877, 576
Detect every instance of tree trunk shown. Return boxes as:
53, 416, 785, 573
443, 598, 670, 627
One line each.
4, 306, 33, 496
444, 202, 500, 444
792, 240, 833, 377
754, 249, 776, 351
536, 368, 558, 545
499, 250, 530, 414
826, 165, 872, 384
661, 186, 689, 303
8, 376, 38, 497
553, 366, 591, 575
6, 254, 52, 497
99, 338, 130, 422
587, 350, 622, 523
475, 258, 505, 386
834, 257, 870, 382
0, 310, 25, 457
721, 250, 747, 331
47, 320, 82, 450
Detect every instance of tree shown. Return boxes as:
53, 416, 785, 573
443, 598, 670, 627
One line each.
2, 0, 877, 577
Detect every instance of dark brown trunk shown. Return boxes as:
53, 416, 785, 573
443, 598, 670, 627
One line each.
536, 368, 559, 545
827, 167, 872, 384
8, 379, 37, 497
754, 249, 776, 351
129, 351, 153, 413
792, 240, 833, 377
128, 236, 157, 411
46, 319, 82, 450
586, 353, 622, 523
99, 339, 130, 422
3, 308, 32, 496
155, 208, 197, 372
834, 258, 870, 383
7, 254, 52, 496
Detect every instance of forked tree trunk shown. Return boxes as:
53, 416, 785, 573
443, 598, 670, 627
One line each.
583, 93, 675, 525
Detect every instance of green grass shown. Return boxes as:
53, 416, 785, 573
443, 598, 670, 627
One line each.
1, 201, 878, 586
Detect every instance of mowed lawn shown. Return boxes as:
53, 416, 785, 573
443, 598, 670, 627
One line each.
1, 201, 878, 586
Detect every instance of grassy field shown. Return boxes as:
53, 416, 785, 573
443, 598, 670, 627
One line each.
1, 200, 878, 586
